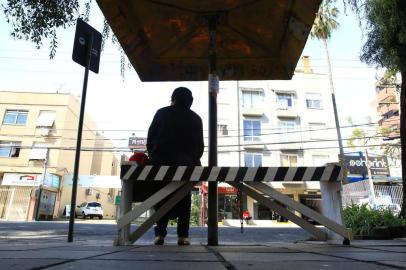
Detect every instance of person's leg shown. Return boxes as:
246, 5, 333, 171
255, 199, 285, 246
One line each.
154, 215, 170, 237
176, 193, 191, 238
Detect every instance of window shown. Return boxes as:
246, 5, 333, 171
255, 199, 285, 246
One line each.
29, 142, 49, 160
242, 89, 263, 108
309, 122, 326, 139
217, 124, 228, 136
0, 141, 21, 157
281, 154, 298, 166
278, 120, 296, 142
36, 110, 56, 127
306, 93, 323, 109
243, 120, 261, 141
312, 155, 330, 166
276, 93, 294, 109
3, 110, 28, 125
244, 153, 262, 167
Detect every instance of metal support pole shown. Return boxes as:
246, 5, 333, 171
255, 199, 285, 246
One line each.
207, 15, 218, 246
68, 33, 94, 242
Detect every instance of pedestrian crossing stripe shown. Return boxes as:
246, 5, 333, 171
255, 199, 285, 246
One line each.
120, 164, 342, 182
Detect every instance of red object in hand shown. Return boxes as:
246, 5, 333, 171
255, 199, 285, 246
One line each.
129, 152, 149, 165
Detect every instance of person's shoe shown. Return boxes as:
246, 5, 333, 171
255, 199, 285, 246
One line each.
177, 237, 190, 246
154, 236, 165, 245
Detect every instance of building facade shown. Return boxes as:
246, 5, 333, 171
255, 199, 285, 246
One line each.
0, 91, 119, 220
198, 56, 340, 222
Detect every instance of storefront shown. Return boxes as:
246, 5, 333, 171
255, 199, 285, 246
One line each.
0, 172, 60, 220
200, 183, 239, 225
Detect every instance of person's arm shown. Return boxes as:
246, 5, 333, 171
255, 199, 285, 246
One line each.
147, 110, 161, 155
198, 117, 204, 158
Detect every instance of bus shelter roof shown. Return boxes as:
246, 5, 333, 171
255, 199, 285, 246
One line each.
96, 0, 320, 82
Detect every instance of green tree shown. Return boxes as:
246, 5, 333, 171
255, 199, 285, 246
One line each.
345, 0, 406, 218
311, 0, 346, 171
2, 0, 127, 76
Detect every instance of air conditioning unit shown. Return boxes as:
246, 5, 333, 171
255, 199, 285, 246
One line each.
85, 188, 93, 195
40, 127, 51, 136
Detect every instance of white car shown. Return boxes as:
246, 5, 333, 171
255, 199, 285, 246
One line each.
75, 202, 104, 219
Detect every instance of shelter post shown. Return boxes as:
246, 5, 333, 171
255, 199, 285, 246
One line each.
207, 15, 219, 246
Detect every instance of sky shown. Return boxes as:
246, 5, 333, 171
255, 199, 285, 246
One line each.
0, 1, 383, 150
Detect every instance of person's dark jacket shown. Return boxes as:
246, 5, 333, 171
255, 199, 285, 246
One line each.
147, 105, 204, 166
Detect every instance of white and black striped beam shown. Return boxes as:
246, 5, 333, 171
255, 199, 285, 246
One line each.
120, 164, 342, 182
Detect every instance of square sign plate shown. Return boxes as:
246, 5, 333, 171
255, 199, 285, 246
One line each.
72, 18, 102, 73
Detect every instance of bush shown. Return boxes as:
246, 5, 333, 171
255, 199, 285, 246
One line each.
343, 204, 406, 236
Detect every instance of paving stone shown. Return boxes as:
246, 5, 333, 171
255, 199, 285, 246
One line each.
352, 240, 406, 246
130, 245, 209, 252
212, 246, 295, 253
289, 246, 377, 253
220, 252, 349, 262
228, 261, 400, 270
378, 261, 406, 269
93, 251, 219, 261
0, 250, 111, 259
319, 251, 406, 262
43, 245, 131, 251
0, 258, 66, 270
366, 246, 406, 253
46, 260, 227, 270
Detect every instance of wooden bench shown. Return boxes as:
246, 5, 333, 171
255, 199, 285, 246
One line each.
116, 162, 352, 245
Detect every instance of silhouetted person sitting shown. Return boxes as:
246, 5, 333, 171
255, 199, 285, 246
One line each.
147, 87, 204, 246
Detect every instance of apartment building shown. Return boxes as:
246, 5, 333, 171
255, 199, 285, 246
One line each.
0, 91, 119, 220
375, 77, 400, 138
199, 56, 340, 222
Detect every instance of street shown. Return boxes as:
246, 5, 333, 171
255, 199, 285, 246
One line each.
0, 221, 311, 246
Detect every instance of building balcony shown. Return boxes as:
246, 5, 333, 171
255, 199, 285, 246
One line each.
377, 103, 399, 115
376, 87, 398, 103
276, 108, 298, 118
241, 107, 264, 117
242, 139, 265, 150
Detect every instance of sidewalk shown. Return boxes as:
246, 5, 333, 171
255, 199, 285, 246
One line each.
0, 238, 405, 269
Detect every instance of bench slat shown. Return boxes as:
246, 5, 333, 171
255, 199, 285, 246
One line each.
121, 164, 342, 182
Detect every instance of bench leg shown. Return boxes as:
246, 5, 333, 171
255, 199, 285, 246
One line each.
247, 182, 351, 240
117, 182, 185, 231
129, 182, 195, 244
320, 181, 352, 242
116, 179, 133, 246
231, 183, 328, 241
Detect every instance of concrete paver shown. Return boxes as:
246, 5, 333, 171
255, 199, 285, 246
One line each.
0, 259, 66, 270
94, 251, 219, 261
220, 251, 350, 262
46, 260, 227, 270
317, 251, 406, 262
225, 261, 401, 270
0, 250, 114, 259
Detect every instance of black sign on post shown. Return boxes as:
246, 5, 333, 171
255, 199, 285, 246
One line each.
68, 19, 102, 243
344, 155, 390, 176
72, 18, 102, 73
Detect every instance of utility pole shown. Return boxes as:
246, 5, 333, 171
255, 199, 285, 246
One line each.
364, 149, 377, 206
35, 148, 49, 221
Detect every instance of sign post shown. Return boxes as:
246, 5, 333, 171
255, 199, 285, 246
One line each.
68, 19, 101, 243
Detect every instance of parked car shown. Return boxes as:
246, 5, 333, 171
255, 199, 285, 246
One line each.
75, 202, 103, 219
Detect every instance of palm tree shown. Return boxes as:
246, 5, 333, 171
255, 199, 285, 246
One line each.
311, 0, 346, 179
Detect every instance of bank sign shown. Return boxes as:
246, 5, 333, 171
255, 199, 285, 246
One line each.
344, 155, 390, 176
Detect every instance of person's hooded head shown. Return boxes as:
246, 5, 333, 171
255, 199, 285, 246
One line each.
171, 87, 193, 109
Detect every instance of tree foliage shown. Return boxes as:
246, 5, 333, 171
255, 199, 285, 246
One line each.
311, 0, 340, 40
345, 0, 406, 72
344, 0, 406, 218
2, 0, 90, 58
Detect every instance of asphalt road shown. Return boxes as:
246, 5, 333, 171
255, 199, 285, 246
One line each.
0, 221, 311, 245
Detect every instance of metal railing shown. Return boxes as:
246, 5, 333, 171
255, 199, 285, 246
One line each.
342, 180, 403, 213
